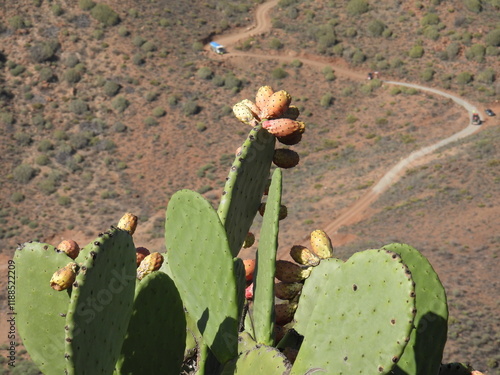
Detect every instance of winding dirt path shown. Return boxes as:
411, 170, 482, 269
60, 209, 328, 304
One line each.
210, 0, 484, 252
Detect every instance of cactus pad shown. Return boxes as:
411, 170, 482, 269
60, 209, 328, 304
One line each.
14, 242, 73, 374
64, 227, 136, 374
165, 189, 240, 364
217, 124, 276, 257
291, 249, 417, 375
220, 345, 292, 375
115, 271, 186, 375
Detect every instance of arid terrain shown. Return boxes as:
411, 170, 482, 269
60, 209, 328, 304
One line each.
0, 0, 499, 373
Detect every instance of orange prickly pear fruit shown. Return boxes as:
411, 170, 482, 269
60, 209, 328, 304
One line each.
242, 259, 256, 281
275, 281, 303, 300
289, 245, 320, 267
258, 203, 287, 220
255, 85, 274, 110
57, 239, 80, 260
50, 262, 78, 291
137, 252, 164, 280
262, 118, 301, 137
242, 232, 255, 248
135, 247, 151, 267
275, 260, 312, 283
273, 148, 300, 169
310, 229, 334, 259
117, 212, 138, 235
260, 90, 292, 119
275, 301, 298, 325
233, 101, 259, 126
282, 105, 300, 120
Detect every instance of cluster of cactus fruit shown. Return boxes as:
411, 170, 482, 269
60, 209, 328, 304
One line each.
13, 86, 485, 375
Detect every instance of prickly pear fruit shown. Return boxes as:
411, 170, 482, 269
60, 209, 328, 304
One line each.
57, 239, 80, 260
260, 90, 292, 119
242, 232, 255, 248
282, 105, 300, 120
262, 118, 302, 137
277, 132, 302, 146
255, 85, 274, 111
275, 301, 298, 325
258, 203, 287, 220
282, 347, 299, 364
275, 260, 312, 283
50, 262, 78, 291
245, 283, 254, 300
310, 229, 334, 259
233, 101, 259, 126
289, 245, 320, 267
135, 247, 150, 267
275, 281, 303, 300
136, 252, 164, 280
273, 149, 300, 169
240, 99, 260, 118
117, 212, 138, 235
243, 259, 256, 281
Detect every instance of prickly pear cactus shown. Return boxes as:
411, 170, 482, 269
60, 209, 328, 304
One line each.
220, 345, 291, 375
291, 249, 417, 375
115, 271, 186, 375
14, 242, 73, 374
64, 227, 136, 375
165, 189, 241, 364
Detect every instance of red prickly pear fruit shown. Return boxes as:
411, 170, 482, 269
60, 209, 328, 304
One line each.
277, 131, 302, 146
282, 347, 299, 364
258, 203, 287, 220
233, 101, 259, 126
275, 260, 312, 283
57, 239, 80, 260
255, 85, 274, 111
117, 212, 138, 235
273, 149, 300, 169
262, 118, 301, 137
275, 301, 298, 325
135, 247, 151, 267
245, 283, 254, 300
242, 232, 255, 248
137, 252, 164, 280
275, 281, 303, 300
282, 105, 300, 120
289, 245, 320, 267
260, 90, 292, 119
310, 229, 334, 259
50, 262, 78, 291
243, 259, 256, 281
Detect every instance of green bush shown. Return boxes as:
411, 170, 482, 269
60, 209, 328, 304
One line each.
456, 72, 473, 85
152, 107, 166, 117
14, 132, 32, 146
424, 26, 440, 41
141, 41, 157, 52
144, 116, 158, 126
421, 68, 435, 82
30, 40, 60, 63
37, 139, 54, 152
476, 68, 495, 84
39, 67, 57, 82
90, 3, 120, 26
118, 26, 129, 37
103, 81, 121, 97
465, 44, 486, 62
64, 68, 82, 83
464, 0, 482, 12
68, 99, 89, 115
8, 16, 26, 30
446, 42, 460, 60
35, 154, 50, 166
132, 35, 146, 47
269, 38, 284, 50
183, 100, 201, 116
346, 0, 369, 15
112, 96, 130, 113
224, 73, 243, 91
351, 50, 366, 64
196, 67, 213, 80
11, 191, 25, 203
39, 178, 57, 195
13, 164, 37, 184
10, 64, 26, 77
78, 0, 95, 10
52, 4, 64, 16
0, 112, 14, 125
420, 13, 440, 26
485, 29, 500, 47
320, 93, 334, 108
409, 45, 424, 58
271, 67, 288, 79
132, 54, 145, 66
64, 54, 80, 68
367, 20, 386, 36
145, 91, 159, 102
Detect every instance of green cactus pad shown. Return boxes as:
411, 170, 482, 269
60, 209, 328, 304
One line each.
253, 168, 282, 346
165, 189, 240, 364
293, 257, 343, 336
217, 124, 276, 257
291, 249, 416, 375
220, 344, 292, 375
438, 363, 474, 375
13, 242, 73, 374
383, 243, 448, 375
64, 227, 136, 375
115, 271, 186, 375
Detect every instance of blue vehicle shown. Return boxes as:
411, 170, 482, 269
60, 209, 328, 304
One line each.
209, 41, 226, 55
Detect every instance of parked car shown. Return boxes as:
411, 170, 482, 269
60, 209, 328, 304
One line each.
485, 109, 495, 116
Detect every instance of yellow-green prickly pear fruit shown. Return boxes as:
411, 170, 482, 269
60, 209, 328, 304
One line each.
275, 301, 298, 325
233, 101, 259, 126
240, 99, 260, 118
275, 281, 303, 300
289, 245, 320, 267
275, 260, 312, 282
310, 229, 334, 259
136, 252, 164, 280
255, 85, 274, 111
242, 232, 255, 248
260, 90, 292, 119
282, 105, 300, 120
50, 262, 78, 291
117, 212, 138, 235
57, 239, 80, 260
262, 118, 302, 137
273, 148, 300, 169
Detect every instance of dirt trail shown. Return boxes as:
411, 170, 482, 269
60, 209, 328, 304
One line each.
210, 0, 484, 254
